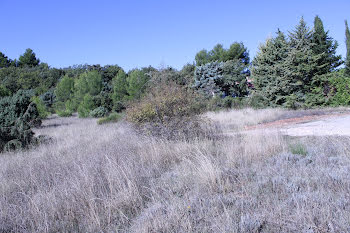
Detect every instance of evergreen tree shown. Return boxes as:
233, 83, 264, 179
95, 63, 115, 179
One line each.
55, 75, 74, 103
18, 48, 40, 67
252, 30, 289, 105
112, 70, 128, 111
195, 50, 210, 66
311, 16, 342, 75
127, 69, 149, 99
0, 52, 11, 68
283, 17, 322, 107
304, 16, 343, 106
345, 20, 350, 76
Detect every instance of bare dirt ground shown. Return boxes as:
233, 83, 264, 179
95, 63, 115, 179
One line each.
247, 112, 350, 137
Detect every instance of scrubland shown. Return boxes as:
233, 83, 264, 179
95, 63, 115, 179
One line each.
1, 109, 350, 232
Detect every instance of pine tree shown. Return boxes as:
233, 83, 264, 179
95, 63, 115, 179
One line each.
252, 30, 289, 105
18, 48, 40, 67
0, 52, 11, 68
345, 20, 350, 76
283, 17, 321, 107
303, 16, 343, 106
312, 16, 342, 74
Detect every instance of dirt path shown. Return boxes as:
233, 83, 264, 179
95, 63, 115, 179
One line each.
281, 114, 350, 137
247, 113, 350, 137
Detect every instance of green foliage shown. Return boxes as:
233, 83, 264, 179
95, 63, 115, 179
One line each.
97, 112, 123, 125
31, 96, 49, 118
78, 94, 95, 118
0, 90, 41, 152
0, 52, 12, 68
18, 48, 40, 67
89, 106, 108, 118
112, 70, 128, 111
252, 17, 343, 108
57, 110, 73, 117
75, 71, 102, 102
244, 92, 269, 109
329, 70, 350, 106
126, 69, 149, 99
0, 85, 11, 97
195, 42, 249, 66
194, 60, 248, 98
55, 75, 74, 103
252, 30, 289, 106
289, 143, 307, 156
0, 64, 63, 95
40, 89, 56, 110
345, 20, 350, 76
194, 61, 224, 97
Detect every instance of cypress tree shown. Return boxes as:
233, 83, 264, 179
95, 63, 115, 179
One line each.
345, 20, 350, 76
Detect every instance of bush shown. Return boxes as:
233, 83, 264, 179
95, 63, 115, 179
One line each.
243, 92, 269, 109
78, 94, 95, 118
57, 110, 73, 117
126, 81, 215, 140
31, 96, 49, 118
0, 90, 41, 152
97, 112, 123, 125
89, 106, 108, 118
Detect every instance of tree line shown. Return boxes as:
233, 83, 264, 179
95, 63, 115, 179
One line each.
0, 15, 350, 151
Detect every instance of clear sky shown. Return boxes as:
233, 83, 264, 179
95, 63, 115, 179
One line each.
1, 0, 349, 71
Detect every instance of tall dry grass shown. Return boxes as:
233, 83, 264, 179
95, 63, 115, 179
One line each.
205, 107, 350, 131
1, 110, 350, 232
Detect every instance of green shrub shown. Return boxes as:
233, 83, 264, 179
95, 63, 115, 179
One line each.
97, 112, 123, 125
0, 85, 11, 97
31, 96, 49, 118
78, 94, 95, 118
0, 90, 41, 152
89, 106, 108, 118
223, 96, 234, 108
244, 92, 269, 109
57, 110, 73, 117
289, 143, 307, 156
329, 70, 350, 106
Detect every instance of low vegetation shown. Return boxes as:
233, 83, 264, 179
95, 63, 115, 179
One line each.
1, 110, 350, 232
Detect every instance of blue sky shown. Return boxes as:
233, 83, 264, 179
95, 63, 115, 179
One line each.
1, 0, 349, 71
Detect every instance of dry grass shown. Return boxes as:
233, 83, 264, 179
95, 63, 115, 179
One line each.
205, 107, 350, 130
1, 110, 350, 232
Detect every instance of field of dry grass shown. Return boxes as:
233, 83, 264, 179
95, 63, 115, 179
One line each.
1, 109, 350, 232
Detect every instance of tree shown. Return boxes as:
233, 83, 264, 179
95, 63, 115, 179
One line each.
283, 17, 321, 107
77, 94, 96, 118
195, 49, 210, 66
311, 16, 342, 75
304, 16, 343, 106
345, 20, 350, 76
0, 90, 41, 152
18, 48, 40, 67
194, 42, 249, 66
112, 70, 128, 111
127, 69, 149, 99
74, 71, 102, 103
252, 30, 289, 105
0, 52, 11, 68
55, 75, 74, 103
209, 44, 225, 62
222, 60, 248, 97
225, 42, 250, 64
